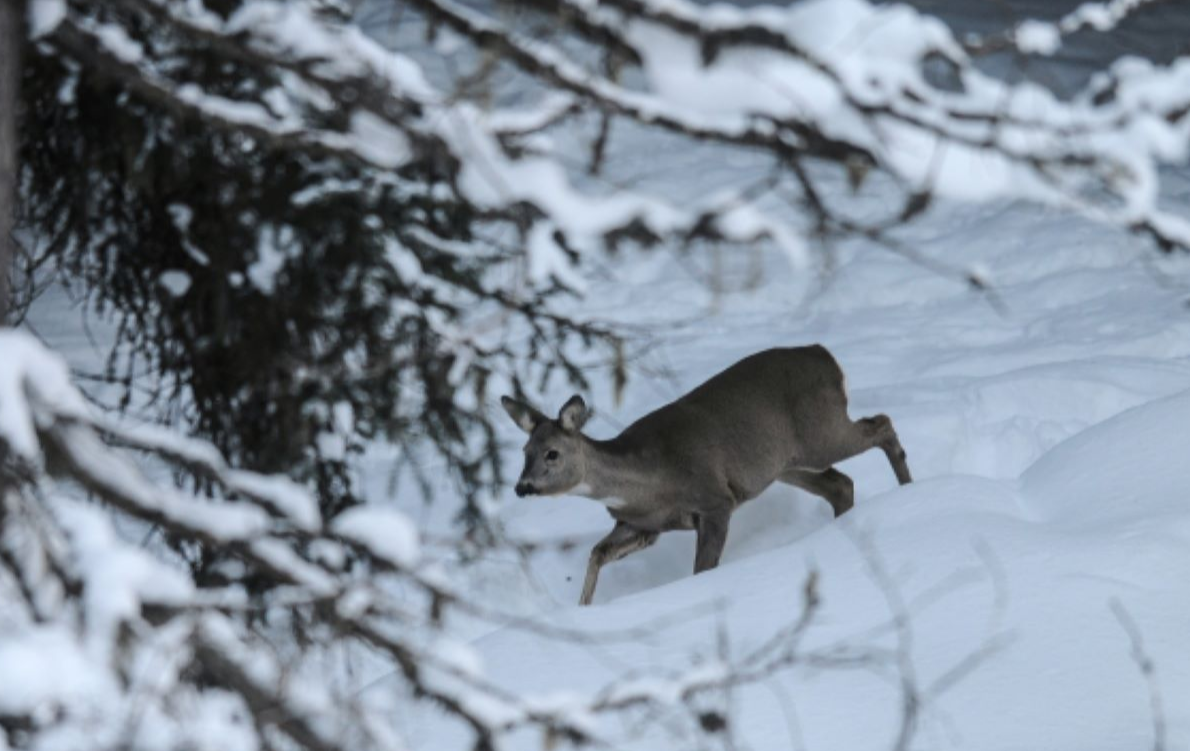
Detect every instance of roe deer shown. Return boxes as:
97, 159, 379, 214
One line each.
501, 345, 912, 606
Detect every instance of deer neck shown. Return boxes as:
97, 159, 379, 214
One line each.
572, 435, 651, 506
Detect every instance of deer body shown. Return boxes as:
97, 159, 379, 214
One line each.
502, 345, 912, 606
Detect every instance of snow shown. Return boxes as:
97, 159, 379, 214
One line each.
171, 690, 260, 751
89, 413, 321, 531
28, 0, 65, 40
249, 538, 338, 594
246, 224, 293, 294
175, 85, 283, 130
227, 1, 345, 65
1015, 20, 1062, 55
1021, 388, 1190, 523
0, 330, 90, 466
92, 23, 145, 64
168, 204, 194, 233
332, 506, 420, 569
224, 470, 321, 531
159, 270, 192, 297
18, 0, 1190, 748
390, 173, 1190, 749
526, 221, 585, 292
442, 104, 690, 244
1061, 0, 1158, 34
316, 430, 347, 459
439, 390, 1190, 749
0, 627, 114, 715
487, 94, 576, 135
340, 110, 411, 169
61, 0, 1187, 280
52, 497, 191, 658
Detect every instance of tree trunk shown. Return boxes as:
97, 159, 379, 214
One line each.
0, 0, 23, 325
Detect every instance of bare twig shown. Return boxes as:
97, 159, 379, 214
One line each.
1110, 598, 1167, 751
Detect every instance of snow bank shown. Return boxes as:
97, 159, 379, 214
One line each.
1021, 387, 1190, 523
397, 188, 1190, 749
454, 392, 1190, 750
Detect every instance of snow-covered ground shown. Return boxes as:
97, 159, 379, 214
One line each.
29, 187, 1190, 749
424, 190, 1190, 749
25, 2, 1190, 749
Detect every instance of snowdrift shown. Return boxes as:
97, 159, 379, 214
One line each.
461, 389, 1190, 750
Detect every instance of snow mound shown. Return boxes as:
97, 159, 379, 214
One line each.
1021, 386, 1190, 523
444, 389, 1190, 751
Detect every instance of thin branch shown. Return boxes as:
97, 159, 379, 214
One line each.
1110, 598, 1166, 751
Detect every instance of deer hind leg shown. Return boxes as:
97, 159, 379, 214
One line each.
832, 413, 911, 485
579, 522, 659, 606
857, 414, 912, 485
805, 413, 912, 486
779, 467, 855, 518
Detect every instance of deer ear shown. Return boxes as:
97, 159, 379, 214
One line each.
558, 394, 592, 432
501, 395, 546, 434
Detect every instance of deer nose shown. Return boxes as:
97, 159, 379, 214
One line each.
515, 481, 537, 497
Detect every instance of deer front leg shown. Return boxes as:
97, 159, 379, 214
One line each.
580, 522, 659, 606
693, 509, 731, 574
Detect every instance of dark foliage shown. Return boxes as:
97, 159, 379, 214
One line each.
17, 2, 616, 525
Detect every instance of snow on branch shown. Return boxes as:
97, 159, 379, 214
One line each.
38, 0, 1190, 351
405, 0, 1190, 254
40, 0, 807, 288
967, 0, 1165, 56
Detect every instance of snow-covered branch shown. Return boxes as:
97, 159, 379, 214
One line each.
405, 0, 1190, 253
966, 0, 1167, 56
40, 0, 798, 267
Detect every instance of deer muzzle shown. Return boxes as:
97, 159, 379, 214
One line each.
515, 481, 538, 497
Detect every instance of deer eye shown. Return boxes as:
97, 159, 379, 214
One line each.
545, 450, 560, 461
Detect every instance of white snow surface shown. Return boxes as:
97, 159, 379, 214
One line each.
385, 186, 1190, 749
463, 392, 1190, 750
20, 2, 1190, 748
27, 91, 1190, 751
